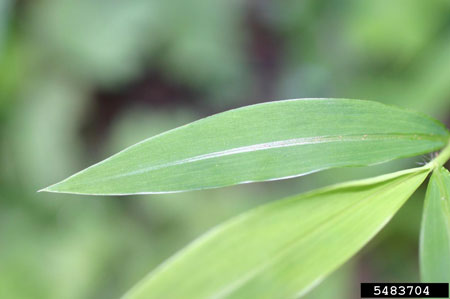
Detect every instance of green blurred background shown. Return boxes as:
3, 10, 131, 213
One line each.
1, 1, 450, 298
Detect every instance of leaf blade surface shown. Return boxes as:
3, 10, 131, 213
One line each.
420, 166, 450, 282
43, 99, 448, 194
124, 167, 430, 299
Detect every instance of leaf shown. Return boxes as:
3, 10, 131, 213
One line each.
123, 167, 430, 299
420, 166, 450, 282
42, 99, 448, 195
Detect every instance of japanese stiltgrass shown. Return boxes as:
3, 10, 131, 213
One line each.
41, 98, 450, 298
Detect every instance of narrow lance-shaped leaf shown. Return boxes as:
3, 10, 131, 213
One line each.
123, 167, 430, 299
420, 166, 450, 282
42, 99, 448, 195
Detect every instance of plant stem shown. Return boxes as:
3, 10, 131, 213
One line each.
428, 141, 450, 170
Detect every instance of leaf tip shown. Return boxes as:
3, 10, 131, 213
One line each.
37, 185, 56, 193
38, 181, 67, 194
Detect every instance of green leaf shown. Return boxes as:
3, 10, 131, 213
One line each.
420, 166, 450, 282
123, 167, 430, 299
42, 99, 448, 195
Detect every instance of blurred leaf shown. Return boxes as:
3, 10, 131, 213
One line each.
0, 0, 12, 55
43, 99, 448, 195
0, 0, 20, 113
420, 166, 450, 282
346, 0, 448, 60
405, 35, 450, 118
123, 167, 430, 299
0, 35, 26, 112
27, 0, 156, 84
161, 0, 247, 101
3, 76, 87, 188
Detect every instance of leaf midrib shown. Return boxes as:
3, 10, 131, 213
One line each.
107, 133, 442, 180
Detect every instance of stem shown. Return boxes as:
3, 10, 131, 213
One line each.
428, 141, 450, 170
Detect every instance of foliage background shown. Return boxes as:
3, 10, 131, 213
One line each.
1, 1, 450, 298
